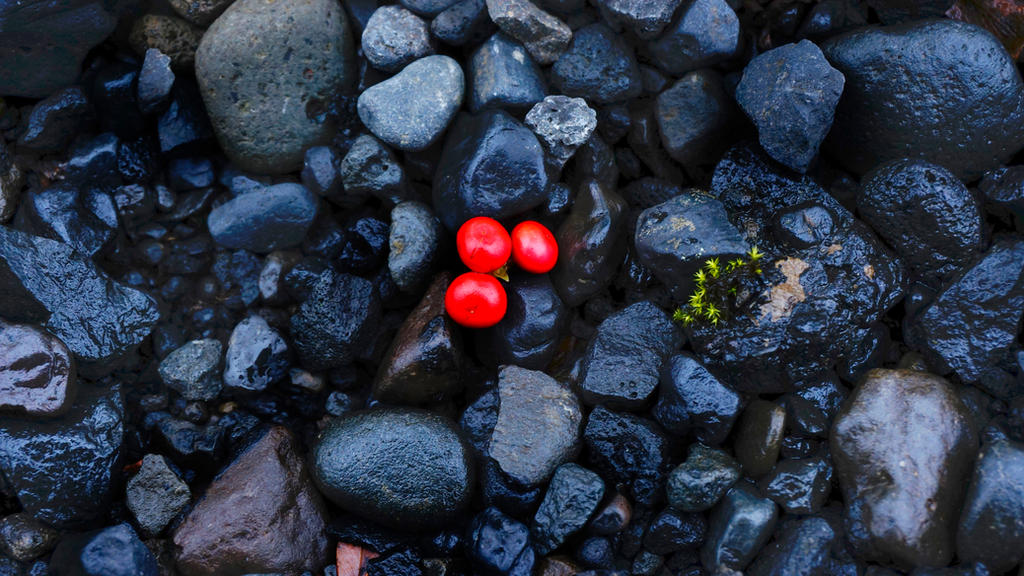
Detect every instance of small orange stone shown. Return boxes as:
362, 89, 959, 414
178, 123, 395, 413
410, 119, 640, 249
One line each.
336, 542, 379, 576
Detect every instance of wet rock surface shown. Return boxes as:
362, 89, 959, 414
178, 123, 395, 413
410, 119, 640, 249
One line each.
207, 183, 319, 253
469, 33, 546, 113
831, 369, 978, 569
126, 454, 190, 537
956, 440, 1024, 572
531, 463, 604, 554
668, 444, 741, 513
822, 19, 1024, 180
50, 523, 158, 576
654, 353, 740, 445
0, 320, 75, 417
311, 408, 474, 530
583, 405, 671, 506
173, 427, 330, 576
480, 272, 567, 369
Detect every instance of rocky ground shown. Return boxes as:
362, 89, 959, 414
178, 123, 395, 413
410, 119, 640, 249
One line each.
1, 0, 1024, 575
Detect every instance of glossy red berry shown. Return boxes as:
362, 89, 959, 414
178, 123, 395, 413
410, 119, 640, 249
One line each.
510, 221, 558, 273
445, 272, 508, 328
456, 217, 511, 273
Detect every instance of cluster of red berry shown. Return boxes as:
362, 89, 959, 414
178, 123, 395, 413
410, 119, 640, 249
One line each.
445, 217, 558, 328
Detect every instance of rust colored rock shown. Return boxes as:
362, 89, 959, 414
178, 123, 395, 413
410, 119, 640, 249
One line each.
372, 272, 463, 404
172, 426, 330, 576
0, 320, 75, 417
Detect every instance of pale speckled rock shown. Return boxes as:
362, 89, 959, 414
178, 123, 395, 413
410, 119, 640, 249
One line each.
357, 55, 465, 151
361, 5, 434, 72
195, 0, 355, 173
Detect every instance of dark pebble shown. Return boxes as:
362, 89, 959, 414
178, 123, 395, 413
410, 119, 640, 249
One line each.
583, 405, 671, 506
50, 523, 158, 576
126, 454, 191, 537
643, 509, 706, 555
207, 183, 319, 254
956, 440, 1024, 572
551, 23, 641, 104
0, 514, 57, 563
733, 400, 786, 478
289, 270, 381, 371
361, 5, 434, 73
158, 339, 223, 401
485, 0, 572, 65
480, 272, 567, 370
655, 70, 741, 171
17, 87, 91, 153
531, 463, 604, 555
0, 320, 75, 417
758, 456, 833, 515
644, 0, 739, 76
223, 315, 290, 393
667, 444, 741, 513
387, 201, 441, 293
467, 507, 536, 576
469, 33, 546, 113
653, 353, 740, 445
701, 481, 778, 572
747, 516, 836, 576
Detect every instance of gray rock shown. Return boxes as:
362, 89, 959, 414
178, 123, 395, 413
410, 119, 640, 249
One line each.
158, 339, 223, 401
831, 369, 978, 569
361, 5, 434, 72
822, 19, 1024, 180
340, 134, 409, 204
0, 0, 118, 98
524, 95, 596, 167
956, 440, 1024, 572
758, 456, 833, 515
531, 463, 604, 555
655, 69, 741, 172
593, 0, 683, 39
357, 55, 464, 151
469, 33, 546, 113
747, 516, 836, 576
485, 0, 571, 65
126, 454, 191, 537
634, 191, 749, 301
579, 301, 677, 410
433, 109, 548, 230
311, 408, 474, 529
195, 0, 356, 173
858, 159, 985, 286
489, 366, 582, 486
0, 513, 57, 562
0, 320, 75, 418
645, 0, 739, 76
667, 444, 741, 512
173, 427, 330, 576
401, 0, 461, 16
0, 226, 159, 367
735, 40, 845, 173
0, 385, 123, 528
910, 237, 1024, 396
207, 183, 319, 254
701, 481, 778, 572
388, 201, 442, 293
223, 316, 289, 393
551, 23, 641, 104
372, 273, 463, 404
432, 0, 495, 46
137, 49, 175, 115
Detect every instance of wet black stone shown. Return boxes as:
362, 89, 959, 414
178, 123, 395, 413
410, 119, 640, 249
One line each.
758, 456, 833, 515
667, 444, 740, 513
138, 49, 175, 115
701, 481, 778, 572
469, 33, 546, 113
340, 134, 407, 207
0, 226, 159, 367
159, 339, 223, 401
0, 514, 57, 563
735, 40, 844, 173
531, 463, 604, 555
978, 166, 1024, 222
290, 270, 381, 371
643, 509, 705, 555
782, 375, 846, 438
653, 353, 740, 445
433, 110, 548, 231
588, 493, 632, 535
956, 440, 1024, 572
550, 180, 628, 307
583, 405, 671, 506
224, 315, 289, 393
300, 146, 342, 203
479, 458, 544, 516
126, 454, 191, 537
578, 301, 677, 410
17, 87, 92, 153
467, 507, 536, 576
157, 81, 214, 154
337, 214, 389, 274
634, 190, 748, 301
859, 159, 985, 285
747, 516, 836, 576
152, 414, 227, 472
909, 237, 1024, 397
0, 385, 123, 528
460, 388, 500, 455
620, 178, 679, 211
19, 184, 116, 256
431, 0, 494, 46
644, 0, 739, 76
387, 201, 441, 293
821, 19, 1024, 181
734, 400, 786, 478
311, 408, 474, 530
207, 183, 319, 254
691, 145, 904, 393
480, 272, 567, 370
366, 549, 424, 576
92, 63, 145, 140
283, 257, 329, 303
211, 249, 262, 309
50, 523, 158, 576
64, 132, 121, 188
0, 0, 119, 98
576, 537, 615, 569
167, 157, 215, 191
654, 70, 741, 172
551, 23, 641, 104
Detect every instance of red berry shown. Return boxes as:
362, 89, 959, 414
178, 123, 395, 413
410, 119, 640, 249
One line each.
445, 272, 508, 328
510, 221, 558, 273
456, 217, 511, 273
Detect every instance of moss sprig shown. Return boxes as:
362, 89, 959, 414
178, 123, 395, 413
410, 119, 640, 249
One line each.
673, 246, 764, 326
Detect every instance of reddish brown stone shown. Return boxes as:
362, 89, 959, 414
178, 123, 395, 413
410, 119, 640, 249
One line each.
172, 426, 330, 576
948, 0, 1024, 59
0, 320, 75, 417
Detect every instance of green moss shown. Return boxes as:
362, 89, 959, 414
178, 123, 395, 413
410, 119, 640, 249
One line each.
674, 246, 764, 327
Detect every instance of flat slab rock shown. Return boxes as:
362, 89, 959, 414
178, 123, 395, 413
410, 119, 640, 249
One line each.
489, 365, 583, 487
173, 426, 330, 576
